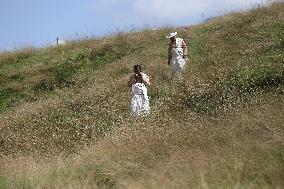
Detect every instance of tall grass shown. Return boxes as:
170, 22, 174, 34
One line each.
0, 2, 284, 188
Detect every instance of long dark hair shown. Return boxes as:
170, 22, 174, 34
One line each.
134, 64, 142, 74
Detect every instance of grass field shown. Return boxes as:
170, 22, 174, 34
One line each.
0, 1, 283, 188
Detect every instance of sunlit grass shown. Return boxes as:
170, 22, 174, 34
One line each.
0, 1, 283, 188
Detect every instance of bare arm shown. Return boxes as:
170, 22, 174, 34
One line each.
182, 40, 188, 57
142, 73, 150, 86
128, 74, 135, 87
168, 43, 172, 65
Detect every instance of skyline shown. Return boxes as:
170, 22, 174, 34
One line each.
0, 0, 266, 51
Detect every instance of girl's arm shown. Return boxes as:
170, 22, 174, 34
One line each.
168, 44, 172, 65
182, 40, 188, 58
128, 74, 135, 87
142, 73, 150, 86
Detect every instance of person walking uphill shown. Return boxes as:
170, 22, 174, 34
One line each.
167, 32, 188, 78
128, 64, 151, 117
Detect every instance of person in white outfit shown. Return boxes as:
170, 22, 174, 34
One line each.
167, 32, 188, 78
128, 64, 150, 117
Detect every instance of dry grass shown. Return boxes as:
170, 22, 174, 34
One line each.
0, 2, 284, 189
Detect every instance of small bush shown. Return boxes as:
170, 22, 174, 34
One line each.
0, 88, 27, 112
182, 67, 284, 115
90, 40, 130, 69
54, 64, 76, 87
226, 67, 284, 93
33, 79, 55, 91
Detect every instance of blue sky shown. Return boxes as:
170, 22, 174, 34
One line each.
0, 0, 266, 51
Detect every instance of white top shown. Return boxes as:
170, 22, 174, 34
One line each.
171, 38, 184, 56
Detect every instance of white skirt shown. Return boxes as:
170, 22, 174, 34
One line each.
171, 49, 186, 78
131, 83, 150, 117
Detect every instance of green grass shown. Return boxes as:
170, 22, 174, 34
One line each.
0, 176, 32, 189
0, 2, 284, 189
0, 162, 115, 189
0, 88, 30, 112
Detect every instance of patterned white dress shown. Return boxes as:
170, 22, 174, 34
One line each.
131, 73, 150, 117
170, 38, 186, 78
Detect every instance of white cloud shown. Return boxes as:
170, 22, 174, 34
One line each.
133, 0, 209, 19
209, 0, 266, 12
132, 0, 265, 19
91, 0, 266, 28
94, 0, 265, 19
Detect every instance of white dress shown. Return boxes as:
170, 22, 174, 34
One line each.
170, 38, 186, 78
131, 74, 150, 117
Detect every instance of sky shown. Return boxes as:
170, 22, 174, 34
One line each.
0, 0, 266, 51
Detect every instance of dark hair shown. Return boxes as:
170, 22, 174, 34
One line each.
134, 64, 142, 73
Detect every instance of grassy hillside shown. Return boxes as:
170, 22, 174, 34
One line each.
0, 2, 283, 188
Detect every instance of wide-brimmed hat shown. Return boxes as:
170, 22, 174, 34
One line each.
166, 32, 177, 38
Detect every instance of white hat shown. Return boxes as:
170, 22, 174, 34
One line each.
166, 32, 177, 38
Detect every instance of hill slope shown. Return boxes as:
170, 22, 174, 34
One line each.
0, 2, 284, 189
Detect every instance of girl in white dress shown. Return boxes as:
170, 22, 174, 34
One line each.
128, 64, 150, 117
167, 32, 188, 78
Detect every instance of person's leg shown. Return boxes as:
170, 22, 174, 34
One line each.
176, 57, 186, 79
171, 59, 178, 77
131, 95, 140, 117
